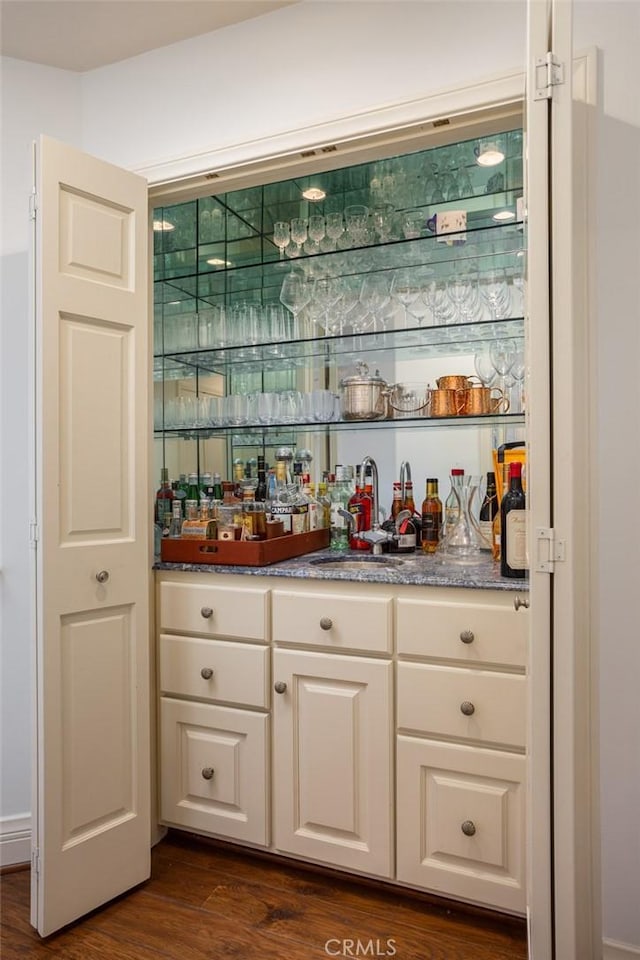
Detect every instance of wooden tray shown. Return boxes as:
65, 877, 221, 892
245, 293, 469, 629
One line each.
160, 527, 330, 566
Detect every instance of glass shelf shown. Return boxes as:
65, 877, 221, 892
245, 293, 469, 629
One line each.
154, 317, 525, 376
154, 412, 525, 440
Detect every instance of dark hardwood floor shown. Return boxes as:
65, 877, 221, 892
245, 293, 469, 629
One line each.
1, 830, 527, 959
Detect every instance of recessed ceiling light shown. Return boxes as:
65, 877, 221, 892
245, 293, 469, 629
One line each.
153, 219, 175, 231
493, 210, 515, 221
302, 187, 326, 201
475, 141, 505, 167
206, 258, 232, 267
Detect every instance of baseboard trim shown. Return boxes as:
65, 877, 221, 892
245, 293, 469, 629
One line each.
603, 939, 640, 959
0, 814, 31, 867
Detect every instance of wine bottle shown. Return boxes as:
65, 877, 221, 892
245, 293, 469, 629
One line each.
500, 461, 527, 578
478, 471, 498, 551
421, 478, 442, 554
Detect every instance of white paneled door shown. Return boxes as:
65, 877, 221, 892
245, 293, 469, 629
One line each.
31, 136, 150, 936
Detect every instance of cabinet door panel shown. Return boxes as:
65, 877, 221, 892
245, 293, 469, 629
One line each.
160, 698, 268, 846
273, 649, 393, 877
396, 736, 525, 913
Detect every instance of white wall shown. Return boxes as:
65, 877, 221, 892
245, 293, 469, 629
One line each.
0, 56, 82, 855
1, 0, 639, 951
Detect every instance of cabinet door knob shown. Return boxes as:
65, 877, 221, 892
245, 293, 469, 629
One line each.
319, 617, 333, 631
514, 594, 530, 611
201, 767, 215, 780
96, 570, 109, 584
459, 630, 474, 644
200, 667, 214, 680
460, 700, 475, 716
274, 681, 287, 694
200, 606, 214, 619
461, 820, 476, 837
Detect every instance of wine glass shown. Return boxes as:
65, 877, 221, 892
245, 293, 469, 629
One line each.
422, 278, 455, 326
474, 347, 497, 387
360, 273, 392, 331
279, 272, 311, 339
510, 345, 526, 412
390, 269, 422, 326
305, 214, 325, 253
479, 267, 511, 321
447, 270, 480, 324
273, 221, 290, 260
489, 338, 517, 396
324, 211, 344, 251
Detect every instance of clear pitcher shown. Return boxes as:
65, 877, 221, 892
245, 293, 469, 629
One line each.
439, 474, 487, 563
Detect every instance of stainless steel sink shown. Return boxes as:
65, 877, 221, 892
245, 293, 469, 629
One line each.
309, 556, 405, 571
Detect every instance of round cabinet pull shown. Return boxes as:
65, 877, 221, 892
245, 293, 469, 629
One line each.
201, 767, 215, 781
460, 700, 475, 716
200, 606, 214, 619
319, 617, 333, 631
459, 630, 474, 644
461, 820, 476, 837
274, 681, 287, 694
514, 594, 530, 611
200, 667, 214, 680
96, 570, 109, 584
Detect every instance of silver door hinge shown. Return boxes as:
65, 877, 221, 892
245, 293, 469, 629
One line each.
29, 190, 38, 221
32, 849, 40, 876
535, 527, 566, 573
534, 52, 565, 100
29, 521, 39, 545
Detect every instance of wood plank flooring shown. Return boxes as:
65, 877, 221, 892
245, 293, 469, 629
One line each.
1, 830, 527, 959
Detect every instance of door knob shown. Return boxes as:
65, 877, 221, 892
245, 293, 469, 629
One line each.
274, 681, 287, 694
459, 630, 474, 644
461, 820, 476, 837
460, 701, 475, 716
514, 594, 530, 611
201, 767, 215, 780
95, 570, 109, 584
200, 606, 214, 619
200, 667, 214, 680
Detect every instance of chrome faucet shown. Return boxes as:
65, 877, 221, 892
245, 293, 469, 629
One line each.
359, 456, 394, 555
399, 460, 412, 506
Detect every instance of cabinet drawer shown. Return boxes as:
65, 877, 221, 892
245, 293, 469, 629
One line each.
159, 581, 268, 641
397, 662, 526, 749
160, 698, 269, 846
396, 736, 525, 913
272, 588, 392, 654
160, 634, 268, 708
396, 596, 527, 667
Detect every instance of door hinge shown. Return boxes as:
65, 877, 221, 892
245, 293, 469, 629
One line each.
29, 190, 38, 221
535, 527, 566, 573
29, 521, 39, 545
534, 52, 565, 100
32, 848, 40, 876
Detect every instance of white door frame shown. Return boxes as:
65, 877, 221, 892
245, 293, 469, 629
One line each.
140, 59, 598, 960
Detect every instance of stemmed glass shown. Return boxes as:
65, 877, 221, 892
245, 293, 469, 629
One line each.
390, 269, 422, 326
279, 272, 311, 339
360, 273, 392, 331
489, 338, 517, 396
273, 221, 290, 260
479, 268, 511, 321
305, 214, 325, 254
447, 270, 480, 324
474, 347, 497, 387
310, 277, 343, 334
422, 278, 455, 326
324, 211, 344, 251
286, 218, 308, 258
510, 345, 526, 413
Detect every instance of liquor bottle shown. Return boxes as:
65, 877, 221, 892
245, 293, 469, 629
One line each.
302, 474, 319, 531
478, 471, 498, 550
421, 478, 442, 554
181, 500, 216, 539
199, 471, 213, 499
442, 468, 464, 539
317, 481, 331, 530
402, 479, 421, 548
155, 467, 174, 524
212, 472, 224, 502
328, 466, 352, 552
269, 458, 296, 534
348, 467, 371, 550
390, 481, 403, 520
500, 461, 527, 578
255, 457, 267, 503
168, 500, 183, 538
186, 472, 200, 504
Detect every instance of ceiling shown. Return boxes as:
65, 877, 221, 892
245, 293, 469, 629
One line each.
0, 0, 297, 72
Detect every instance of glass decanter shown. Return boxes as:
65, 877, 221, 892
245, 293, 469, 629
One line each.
439, 474, 486, 564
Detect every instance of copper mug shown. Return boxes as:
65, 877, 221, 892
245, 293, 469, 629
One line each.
436, 374, 479, 391
462, 385, 510, 415
429, 387, 466, 417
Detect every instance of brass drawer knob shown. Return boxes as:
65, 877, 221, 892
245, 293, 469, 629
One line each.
461, 820, 476, 837
459, 630, 474, 644
319, 617, 333, 631
201, 767, 215, 780
200, 667, 214, 680
460, 700, 475, 716
514, 594, 530, 611
200, 606, 214, 619
274, 681, 287, 694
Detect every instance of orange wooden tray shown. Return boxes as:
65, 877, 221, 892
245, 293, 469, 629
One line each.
160, 527, 330, 566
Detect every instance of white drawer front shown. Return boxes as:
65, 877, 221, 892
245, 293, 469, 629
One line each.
396, 736, 525, 913
160, 634, 268, 708
396, 596, 527, 668
397, 662, 526, 749
159, 581, 268, 641
160, 698, 269, 846
272, 588, 392, 653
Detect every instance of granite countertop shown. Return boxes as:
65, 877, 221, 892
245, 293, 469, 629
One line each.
154, 547, 528, 592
